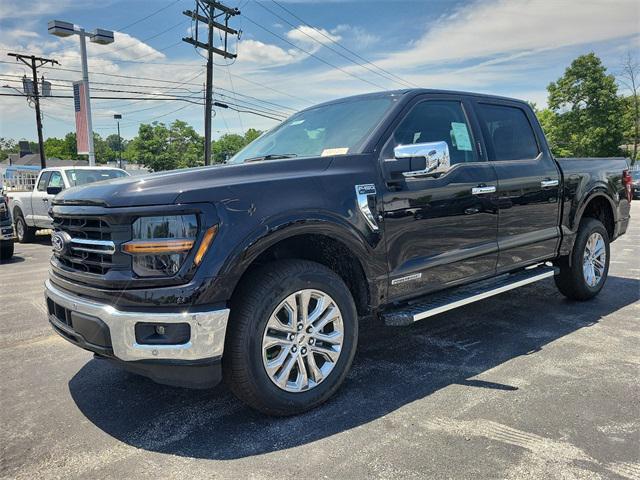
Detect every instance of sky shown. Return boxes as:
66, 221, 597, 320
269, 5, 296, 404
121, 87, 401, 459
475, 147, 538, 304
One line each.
0, 0, 638, 142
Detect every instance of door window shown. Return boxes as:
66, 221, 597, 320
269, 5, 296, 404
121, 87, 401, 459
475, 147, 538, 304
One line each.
48, 172, 64, 189
477, 104, 539, 161
384, 100, 478, 165
36, 172, 51, 191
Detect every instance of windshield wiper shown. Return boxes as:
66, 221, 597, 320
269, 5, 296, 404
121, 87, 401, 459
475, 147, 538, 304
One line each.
244, 153, 298, 163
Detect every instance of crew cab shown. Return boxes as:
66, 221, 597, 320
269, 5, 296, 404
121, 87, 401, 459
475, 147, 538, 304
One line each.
44, 90, 631, 415
7, 166, 128, 242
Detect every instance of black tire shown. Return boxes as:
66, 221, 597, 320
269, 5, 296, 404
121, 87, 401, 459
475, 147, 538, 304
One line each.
14, 213, 36, 243
554, 218, 610, 301
224, 259, 358, 416
0, 241, 14, 262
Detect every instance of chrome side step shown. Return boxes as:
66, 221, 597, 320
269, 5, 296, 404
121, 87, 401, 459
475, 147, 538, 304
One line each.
382, 265, 556, 326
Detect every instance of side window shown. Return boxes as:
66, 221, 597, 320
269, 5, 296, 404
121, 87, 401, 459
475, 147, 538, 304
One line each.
384, 100, 478, 165
477, 104, 539, 161
36, 172, 52, 191
48, 172, 64, 189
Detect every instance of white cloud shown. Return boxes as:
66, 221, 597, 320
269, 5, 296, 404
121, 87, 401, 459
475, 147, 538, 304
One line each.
238, 26, 341, 67
0, 0, 73, 19
376, 0, 639, 70
286, 25, 340, 49
237, 38, 303, 66
332, 24, 379, 49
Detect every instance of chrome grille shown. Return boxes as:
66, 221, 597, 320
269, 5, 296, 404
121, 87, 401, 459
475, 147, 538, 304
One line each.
52, 216, 116, 275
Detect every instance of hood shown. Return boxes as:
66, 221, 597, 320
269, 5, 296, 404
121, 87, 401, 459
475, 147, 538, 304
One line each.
53, 157, 333, 208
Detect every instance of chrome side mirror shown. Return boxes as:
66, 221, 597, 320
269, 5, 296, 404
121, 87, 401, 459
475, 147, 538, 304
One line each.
394, 141, 450, 177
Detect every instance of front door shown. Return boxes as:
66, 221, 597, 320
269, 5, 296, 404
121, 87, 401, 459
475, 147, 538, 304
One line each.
472, 100, 561, 271
31, 171, 52, 227
381, 96, 499, 301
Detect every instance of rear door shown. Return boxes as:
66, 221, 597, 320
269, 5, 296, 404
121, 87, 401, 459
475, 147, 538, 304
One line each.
472, 100, 561, 271
380, 95, 499, 300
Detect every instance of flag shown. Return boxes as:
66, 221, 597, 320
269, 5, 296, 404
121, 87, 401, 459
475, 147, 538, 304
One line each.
73, 81, 89, 154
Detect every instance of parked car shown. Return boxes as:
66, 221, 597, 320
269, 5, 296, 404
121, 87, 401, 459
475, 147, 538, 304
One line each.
631, 170, 640, 199
45, 89, 631, 415
0, 194, 15, 261
6, 166, 129, 242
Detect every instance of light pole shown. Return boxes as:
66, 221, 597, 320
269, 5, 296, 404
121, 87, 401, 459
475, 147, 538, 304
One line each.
114, 114, 122, 169
48, 20, 114, 166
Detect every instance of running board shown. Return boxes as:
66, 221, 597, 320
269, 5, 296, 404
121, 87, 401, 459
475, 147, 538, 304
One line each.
382, 265, 557, 326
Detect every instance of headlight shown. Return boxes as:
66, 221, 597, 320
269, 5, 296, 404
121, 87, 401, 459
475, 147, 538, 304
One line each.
123, 215, 199, 277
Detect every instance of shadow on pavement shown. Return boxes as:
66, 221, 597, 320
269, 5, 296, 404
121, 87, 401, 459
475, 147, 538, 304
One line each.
69, 275, 639, 460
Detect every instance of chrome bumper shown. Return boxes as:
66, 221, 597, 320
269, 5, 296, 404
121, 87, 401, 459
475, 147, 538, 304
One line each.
45, 279, 229, 362
0, 224, 15, 241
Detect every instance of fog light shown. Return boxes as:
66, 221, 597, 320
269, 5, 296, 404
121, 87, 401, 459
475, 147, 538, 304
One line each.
135, 322, 190, 345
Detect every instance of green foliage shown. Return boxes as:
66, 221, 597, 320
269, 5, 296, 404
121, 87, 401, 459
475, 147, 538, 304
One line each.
620, 95, 639, 162
545, 53, 623, 157
212, 133, 245, 163
125, 120, 206, 171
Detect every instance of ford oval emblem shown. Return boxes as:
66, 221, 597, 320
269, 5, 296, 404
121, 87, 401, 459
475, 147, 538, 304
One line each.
51, 231, 69, 255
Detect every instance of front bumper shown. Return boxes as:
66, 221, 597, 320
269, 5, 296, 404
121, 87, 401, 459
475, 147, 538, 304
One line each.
0, 222, 15, 241
45, 279, 230, 387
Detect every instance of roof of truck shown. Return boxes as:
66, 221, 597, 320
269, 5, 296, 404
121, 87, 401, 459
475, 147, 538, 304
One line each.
305, 88, 530, 111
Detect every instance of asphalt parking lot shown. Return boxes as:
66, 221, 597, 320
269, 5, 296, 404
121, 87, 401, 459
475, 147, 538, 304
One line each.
1, 205, 639, 480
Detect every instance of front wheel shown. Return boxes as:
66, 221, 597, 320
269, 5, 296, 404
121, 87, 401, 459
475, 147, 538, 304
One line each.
0, 241, 14, 262
224, 259, 358, 416
554, 218, 610, 301
15, 215, 36, 243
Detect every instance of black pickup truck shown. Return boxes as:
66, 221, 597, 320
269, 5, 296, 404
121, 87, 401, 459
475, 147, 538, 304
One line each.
45, 89, 632, 415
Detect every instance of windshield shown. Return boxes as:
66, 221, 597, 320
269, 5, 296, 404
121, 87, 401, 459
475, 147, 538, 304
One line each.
229, 96, 395, 164
66, 169, 128, 186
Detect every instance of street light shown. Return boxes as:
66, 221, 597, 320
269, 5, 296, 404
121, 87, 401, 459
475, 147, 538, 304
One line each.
114, 114, 122, 169
48, 20, 114, 166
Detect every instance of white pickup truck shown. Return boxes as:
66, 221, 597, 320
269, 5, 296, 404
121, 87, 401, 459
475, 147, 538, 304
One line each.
6, 166, 128, 242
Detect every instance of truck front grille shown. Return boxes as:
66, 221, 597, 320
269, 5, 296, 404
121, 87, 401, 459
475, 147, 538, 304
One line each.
52, 215, 121, 275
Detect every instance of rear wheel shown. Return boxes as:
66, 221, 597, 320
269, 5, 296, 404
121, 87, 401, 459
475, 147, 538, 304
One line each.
555, 218, 610, 300
14, 214, 36, 243
224, 259, 358, 416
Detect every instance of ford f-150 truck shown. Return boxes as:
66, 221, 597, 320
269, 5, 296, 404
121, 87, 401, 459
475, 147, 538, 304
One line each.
45, 89, 632, 416
7, 166, 128, 242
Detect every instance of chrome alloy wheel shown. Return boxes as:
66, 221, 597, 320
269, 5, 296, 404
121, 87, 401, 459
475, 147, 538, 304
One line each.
262, 289, 344, 393
16, 218, 24, 241
583, 232, 607, 287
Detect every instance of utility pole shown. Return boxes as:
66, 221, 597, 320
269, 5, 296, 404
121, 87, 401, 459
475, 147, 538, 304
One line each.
8, 53, 58, 169
183, 0, 240, 165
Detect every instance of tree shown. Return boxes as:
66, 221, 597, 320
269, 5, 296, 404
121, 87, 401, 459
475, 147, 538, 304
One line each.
212, 133, 244, 163
617, 51, 639, 163
126, 120, 204, 171
547, 53, 623, 157
244, 128, 262, 144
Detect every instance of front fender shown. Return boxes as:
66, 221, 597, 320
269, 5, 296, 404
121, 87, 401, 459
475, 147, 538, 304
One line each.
203, 209, 387, 306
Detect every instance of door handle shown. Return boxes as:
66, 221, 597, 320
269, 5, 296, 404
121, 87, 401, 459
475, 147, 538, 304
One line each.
471, 185, 496, 195
42, 198, 49, 202
541, 179, 559, 188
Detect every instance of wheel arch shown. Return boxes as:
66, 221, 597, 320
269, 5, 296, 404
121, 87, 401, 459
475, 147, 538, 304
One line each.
222, 217, 378, 316
574, 190, 616, 240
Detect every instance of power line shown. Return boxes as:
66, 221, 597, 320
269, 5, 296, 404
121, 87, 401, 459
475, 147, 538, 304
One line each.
2, 59, 310, 108
242, 13, 388, 90
269, 0, 417, 88
116, 0, 185, 32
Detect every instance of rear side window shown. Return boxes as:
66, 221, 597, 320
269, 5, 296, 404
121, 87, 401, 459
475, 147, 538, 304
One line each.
477, 104, 539, 161
37, 172, 52, 191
